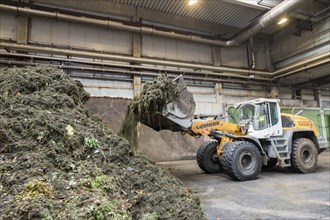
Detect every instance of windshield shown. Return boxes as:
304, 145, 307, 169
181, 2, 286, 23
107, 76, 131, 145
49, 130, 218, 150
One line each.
235, 103, 269, 131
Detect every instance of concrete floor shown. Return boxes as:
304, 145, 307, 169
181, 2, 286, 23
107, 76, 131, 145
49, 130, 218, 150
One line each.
158, 151, 330, 220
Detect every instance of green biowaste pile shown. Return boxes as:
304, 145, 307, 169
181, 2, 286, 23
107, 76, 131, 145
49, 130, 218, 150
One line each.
120, 75, 179, 146
0, 66, 204, 220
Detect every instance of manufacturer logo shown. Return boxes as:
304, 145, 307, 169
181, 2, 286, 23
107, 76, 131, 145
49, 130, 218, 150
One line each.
196, 121, 220, 129
298, 121, 312, 126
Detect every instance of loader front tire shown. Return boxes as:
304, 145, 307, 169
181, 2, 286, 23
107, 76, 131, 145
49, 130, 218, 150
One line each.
290, 138, 318, 173
196, 141, 223, 173
221, 141, 262, 181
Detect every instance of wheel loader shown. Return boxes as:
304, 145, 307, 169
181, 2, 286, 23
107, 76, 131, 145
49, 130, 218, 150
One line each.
140, 76, 328, 181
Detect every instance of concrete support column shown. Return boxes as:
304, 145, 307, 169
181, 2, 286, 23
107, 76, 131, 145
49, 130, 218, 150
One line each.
16, 0, 30, 44
132, 17, 141, 58
212, 47, 221, 66
266, 42, 274, 71
133, 76, 142, 97
214, 83, 225, 114
16, 14, 29, 44
132, 17, 142, 97
270, 86, 279, 99
132, 34, 141, 58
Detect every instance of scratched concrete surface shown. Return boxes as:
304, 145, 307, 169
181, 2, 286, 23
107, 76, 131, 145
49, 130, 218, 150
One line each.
159, 151, 330, 220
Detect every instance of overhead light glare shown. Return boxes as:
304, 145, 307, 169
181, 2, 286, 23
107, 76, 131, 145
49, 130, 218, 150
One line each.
188, 0, 197, 6
277, 17, 288, 25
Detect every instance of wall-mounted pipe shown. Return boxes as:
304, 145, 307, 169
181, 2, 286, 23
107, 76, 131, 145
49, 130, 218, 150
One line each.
1, 59, 329, 90
226, 0, 301, 46
0, 51, 273, 81
247, 38, 256, 69
273, 58, 330, 79
0, 0, 301, 47
1, 42, 329, 80
0, 42, 271, 76
273, 51, 330, 76
0, 60, 275, 86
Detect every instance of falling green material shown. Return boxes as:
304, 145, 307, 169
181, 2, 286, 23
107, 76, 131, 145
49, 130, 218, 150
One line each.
120, 75, 179, 147
0, 66, 204, 220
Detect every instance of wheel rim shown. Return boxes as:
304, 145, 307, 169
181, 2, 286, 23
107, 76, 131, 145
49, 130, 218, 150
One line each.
211, 151, 219, 164
301, 148, 313, 164
238, 152, 255, 171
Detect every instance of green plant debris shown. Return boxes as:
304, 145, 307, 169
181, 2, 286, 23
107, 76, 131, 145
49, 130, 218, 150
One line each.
84, 136, 100, 149
120, 75, 179, 147
81, 175, 117, 192
140, 212, 159, 220
0, 66, 204, 220
16, 180, 53, 201
89, 199, 131, 220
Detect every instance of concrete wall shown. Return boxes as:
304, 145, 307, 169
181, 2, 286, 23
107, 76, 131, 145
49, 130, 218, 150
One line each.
142, 35, 213, 64
79, 76, 329, 161
85, 98, 204, 162
271, 17, 330, 67
0, 11, 268, 69
0, 11, 18, 40
1, 6, 329, 161
29, 16, 132, 54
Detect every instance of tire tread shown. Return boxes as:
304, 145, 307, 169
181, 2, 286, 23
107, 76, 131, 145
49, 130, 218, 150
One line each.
196, 141, 222, 173
290, 138, 317, 174
221, 141, 262, 181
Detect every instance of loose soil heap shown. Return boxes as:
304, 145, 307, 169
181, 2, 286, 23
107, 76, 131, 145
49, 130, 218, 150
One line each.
120, 75, 179, 146
0, 66, 204, 220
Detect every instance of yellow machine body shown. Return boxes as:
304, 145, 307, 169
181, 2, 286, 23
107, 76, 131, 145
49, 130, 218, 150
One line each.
187, 113, 319, 158
281, 113, 319, 136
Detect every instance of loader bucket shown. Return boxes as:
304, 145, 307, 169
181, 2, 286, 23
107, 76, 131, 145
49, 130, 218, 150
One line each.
141, 75, 196, 132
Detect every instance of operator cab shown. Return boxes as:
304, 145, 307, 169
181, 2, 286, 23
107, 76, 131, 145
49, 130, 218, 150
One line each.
234, 98, 283, 139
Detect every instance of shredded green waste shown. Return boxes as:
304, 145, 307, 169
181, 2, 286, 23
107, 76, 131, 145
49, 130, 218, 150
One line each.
120, 75, 179, 147
0, 66, 204, 220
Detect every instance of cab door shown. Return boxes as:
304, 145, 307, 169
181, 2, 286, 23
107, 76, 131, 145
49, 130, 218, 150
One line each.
267, 102, 283, 137
248, 102, 283, 139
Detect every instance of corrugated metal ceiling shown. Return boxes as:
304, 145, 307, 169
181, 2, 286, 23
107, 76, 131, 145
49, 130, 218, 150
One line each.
110, 0, 265, 30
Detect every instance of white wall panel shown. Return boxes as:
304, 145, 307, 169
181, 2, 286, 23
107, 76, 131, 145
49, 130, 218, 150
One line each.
220, 46, 248, 68
223, 96, 255, 105
195, 103, 223, 115
29, 17, 132, 54
188, 86, 213, 94
303, 100, 318, 107
76, 78, 133, 98
142, 35, 213, 64
77, 78, 132, 89
222, 88, 268, 98
193, 94, 216, 103
0, 11, 18, 40
278, 87, 292, 99
322, 101, 330, 108
255, 47, 268, 70
280, 99, 302, 107
272, 17, 330, 63
302, 89, 315, 101
84, 87, 133, 98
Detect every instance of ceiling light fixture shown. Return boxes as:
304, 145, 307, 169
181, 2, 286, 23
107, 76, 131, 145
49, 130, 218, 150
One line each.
188, 0, 197, 6
277, 17, 288, 25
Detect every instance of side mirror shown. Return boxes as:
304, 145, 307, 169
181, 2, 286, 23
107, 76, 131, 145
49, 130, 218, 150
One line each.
239, 122, 249, 135
295, 110, 304, 116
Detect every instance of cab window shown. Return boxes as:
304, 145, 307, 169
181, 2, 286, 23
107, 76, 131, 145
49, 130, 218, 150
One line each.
269, 102, 279, 126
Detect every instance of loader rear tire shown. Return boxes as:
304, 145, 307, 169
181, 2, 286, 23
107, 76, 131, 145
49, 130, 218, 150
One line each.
221, 141, 262, 181
196, 141, 223, 173
290, 138, 318, 173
